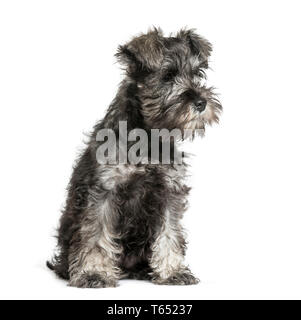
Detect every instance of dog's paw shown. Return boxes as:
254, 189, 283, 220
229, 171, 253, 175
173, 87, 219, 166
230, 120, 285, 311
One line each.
152, 269, 200, 286
69, 272, 117, 288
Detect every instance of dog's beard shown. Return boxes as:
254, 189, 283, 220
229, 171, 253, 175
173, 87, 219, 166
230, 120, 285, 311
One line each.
141, 86, 221, 139
183, 99, 222, 130
174, 85, 222, 137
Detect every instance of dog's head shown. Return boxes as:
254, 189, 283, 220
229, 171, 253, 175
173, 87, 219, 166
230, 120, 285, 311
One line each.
116, 28, 222, 135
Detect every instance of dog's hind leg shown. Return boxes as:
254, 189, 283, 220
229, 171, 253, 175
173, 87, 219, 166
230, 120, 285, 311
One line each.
68, 196, 122, 288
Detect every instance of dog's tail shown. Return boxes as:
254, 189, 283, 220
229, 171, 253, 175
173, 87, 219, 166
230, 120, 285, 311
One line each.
46, 260, 55, 271
46, 255, 69, 280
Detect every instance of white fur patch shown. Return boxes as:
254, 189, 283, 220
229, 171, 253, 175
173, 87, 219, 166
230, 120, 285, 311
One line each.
98, 164, 145, 191
150, 209, 185, 279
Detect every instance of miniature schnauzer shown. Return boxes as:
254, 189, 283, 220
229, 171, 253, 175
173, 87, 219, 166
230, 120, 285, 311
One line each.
47, 28, 222, 288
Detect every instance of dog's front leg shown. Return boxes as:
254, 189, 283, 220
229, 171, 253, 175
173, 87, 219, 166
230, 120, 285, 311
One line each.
68, 198, 122, 288
150, 208, 199, 286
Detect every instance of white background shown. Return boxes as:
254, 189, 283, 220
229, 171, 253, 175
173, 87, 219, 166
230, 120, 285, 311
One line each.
0, 0, 300, 300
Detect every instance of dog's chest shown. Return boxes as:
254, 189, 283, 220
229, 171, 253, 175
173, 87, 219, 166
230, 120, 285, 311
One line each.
97, 164, 146, 191
97, 163, 187, 192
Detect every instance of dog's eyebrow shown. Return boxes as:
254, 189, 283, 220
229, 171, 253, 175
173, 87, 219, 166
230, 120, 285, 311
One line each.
199, 60, 209, 69
191, 61, 208, 74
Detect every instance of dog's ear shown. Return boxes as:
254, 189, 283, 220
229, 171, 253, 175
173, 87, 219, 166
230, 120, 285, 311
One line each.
177, 29, 212, 62
116, 28, 163, 77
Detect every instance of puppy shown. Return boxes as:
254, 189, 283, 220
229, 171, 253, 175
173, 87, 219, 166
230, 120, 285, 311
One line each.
47, 28, 222, 288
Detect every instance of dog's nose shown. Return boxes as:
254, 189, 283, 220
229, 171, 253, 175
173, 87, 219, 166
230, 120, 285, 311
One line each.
195, 98, 207, 112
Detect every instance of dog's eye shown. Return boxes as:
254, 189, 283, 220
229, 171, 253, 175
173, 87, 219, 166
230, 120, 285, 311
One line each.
194, 68, 206, 77
194, 61, 209, 77
162, 69, 177, 82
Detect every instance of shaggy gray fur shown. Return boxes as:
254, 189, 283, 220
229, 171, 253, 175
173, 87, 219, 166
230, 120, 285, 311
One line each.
47, 28, 222, 288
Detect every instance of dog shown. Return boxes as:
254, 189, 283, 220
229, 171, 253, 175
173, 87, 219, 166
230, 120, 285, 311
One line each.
47, 28, 222, 288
